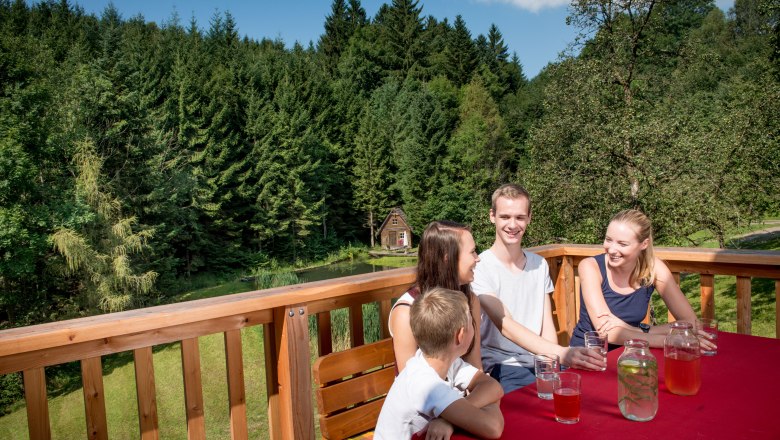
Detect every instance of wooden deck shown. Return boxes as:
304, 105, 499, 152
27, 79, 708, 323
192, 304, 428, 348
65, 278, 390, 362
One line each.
0, 244, 778, 439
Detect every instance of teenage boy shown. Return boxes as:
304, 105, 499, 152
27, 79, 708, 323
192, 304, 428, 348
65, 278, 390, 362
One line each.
375, 288, 504, 440
473, 184, 605, 393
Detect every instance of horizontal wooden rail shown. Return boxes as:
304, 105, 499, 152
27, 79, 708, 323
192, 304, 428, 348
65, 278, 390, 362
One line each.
0, 246, 777, 439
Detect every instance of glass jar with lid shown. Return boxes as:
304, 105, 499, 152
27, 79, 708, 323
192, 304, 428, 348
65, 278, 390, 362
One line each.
617, 339, 658, 421
664, 321, 701, 395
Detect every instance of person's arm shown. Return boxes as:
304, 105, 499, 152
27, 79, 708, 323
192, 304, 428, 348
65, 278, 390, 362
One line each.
653, 258, 716, 351
438, 399, 504, 440
463, 294, 483, 371
464, 371, 503, 408
540, 293, 558, 344
389, 303, 417, 372
479, 293, 605, 370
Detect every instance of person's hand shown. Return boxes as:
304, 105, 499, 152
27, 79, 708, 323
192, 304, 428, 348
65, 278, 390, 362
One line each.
696, 330, 718, 353
424, 417, 454, 440
562, 346, 607, 371
596, 312, 633, 334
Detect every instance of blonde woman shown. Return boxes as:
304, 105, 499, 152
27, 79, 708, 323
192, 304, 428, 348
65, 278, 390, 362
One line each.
570, 209, 715, 350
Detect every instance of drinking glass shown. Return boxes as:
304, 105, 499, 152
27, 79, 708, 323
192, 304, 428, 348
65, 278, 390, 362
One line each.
584, 330, 608, 371
696, 318, 718, 356
553, 372, 581, 424
534, 354, 560, 400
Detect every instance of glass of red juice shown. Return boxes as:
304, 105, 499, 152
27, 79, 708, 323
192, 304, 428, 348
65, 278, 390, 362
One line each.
553, 372, 581, 424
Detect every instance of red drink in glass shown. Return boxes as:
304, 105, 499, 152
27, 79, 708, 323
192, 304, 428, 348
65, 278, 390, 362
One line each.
665, 353, 701, 395
553, 388, 581, 423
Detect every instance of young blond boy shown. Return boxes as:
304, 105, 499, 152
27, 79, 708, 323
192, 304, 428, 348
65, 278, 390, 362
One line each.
375, 288, 504, 440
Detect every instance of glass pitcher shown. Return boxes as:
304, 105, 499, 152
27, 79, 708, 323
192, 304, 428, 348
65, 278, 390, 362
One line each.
617, 339, 658, 421
664, 321, 701, 395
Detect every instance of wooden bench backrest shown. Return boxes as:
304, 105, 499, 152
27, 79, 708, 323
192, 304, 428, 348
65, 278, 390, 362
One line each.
312, 338, 396, 439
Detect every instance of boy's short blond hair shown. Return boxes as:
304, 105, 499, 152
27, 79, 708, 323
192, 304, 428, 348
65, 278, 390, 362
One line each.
410, 287, 470, 358
491, 183, 531, 212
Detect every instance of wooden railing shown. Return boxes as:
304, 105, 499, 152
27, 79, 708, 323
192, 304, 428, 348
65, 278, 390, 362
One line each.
0, 245, 777, 439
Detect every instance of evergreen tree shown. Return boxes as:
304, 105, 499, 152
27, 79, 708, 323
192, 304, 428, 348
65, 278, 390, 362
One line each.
352, 82, 399, 245
444, 15, 477, 86
376, 0, 427, 79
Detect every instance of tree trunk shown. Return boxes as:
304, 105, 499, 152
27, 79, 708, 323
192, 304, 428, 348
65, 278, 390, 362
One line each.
369, 210, 375, 247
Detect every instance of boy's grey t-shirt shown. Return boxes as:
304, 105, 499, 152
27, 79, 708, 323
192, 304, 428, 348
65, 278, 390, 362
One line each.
472, 249, 554, 369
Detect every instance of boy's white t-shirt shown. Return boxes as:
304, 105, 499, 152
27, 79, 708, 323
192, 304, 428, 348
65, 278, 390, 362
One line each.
374, 350, 478, 440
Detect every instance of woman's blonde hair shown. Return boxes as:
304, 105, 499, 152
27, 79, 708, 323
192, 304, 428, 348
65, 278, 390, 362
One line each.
609, 209, 655, 286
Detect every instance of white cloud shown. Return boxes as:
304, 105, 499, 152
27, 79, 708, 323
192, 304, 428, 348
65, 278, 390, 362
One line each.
477, 0, 571, 13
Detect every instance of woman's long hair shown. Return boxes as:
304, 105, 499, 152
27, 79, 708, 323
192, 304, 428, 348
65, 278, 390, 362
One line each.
415, 220, 472, 298
610, 209, 656, 287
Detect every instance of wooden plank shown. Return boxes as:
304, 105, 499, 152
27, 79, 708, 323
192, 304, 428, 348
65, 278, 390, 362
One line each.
307, 285, 408, 315
379, 299, 391, 340
555, 244, 780, 266
81, 357, 108, 440
0, 268, 416, 359
317, 367, 395, 414
0, 310, 272, 375
313, 339, 395, 385
263, 322, 280, 440
349, 305, 365, 348
273, 305, 314, 439
317, 312, 332, 357
574, 272, 581, 319
224, 330, 248, 440
736, 277, 752, 335
181, 338, 206, 440
547, 257, 560, 287
700, 274, 715, 320
23, 367, 51, 440
552, 256, 576, 345
319, 398, 384, 440
134, 346, 159, 440
663, 262, 778, 279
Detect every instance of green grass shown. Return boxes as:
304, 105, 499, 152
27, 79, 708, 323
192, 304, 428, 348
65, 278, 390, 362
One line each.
368, 256, 418, 268
651, 229, 779, 338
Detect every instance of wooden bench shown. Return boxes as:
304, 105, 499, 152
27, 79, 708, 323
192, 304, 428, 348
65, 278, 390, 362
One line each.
312, 338, 396, 439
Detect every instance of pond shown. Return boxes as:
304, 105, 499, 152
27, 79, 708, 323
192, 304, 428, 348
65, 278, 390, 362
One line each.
296, 260, 397, 283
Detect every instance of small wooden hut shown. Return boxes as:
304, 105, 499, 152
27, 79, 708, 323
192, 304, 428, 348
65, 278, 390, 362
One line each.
377, 208, 413, 249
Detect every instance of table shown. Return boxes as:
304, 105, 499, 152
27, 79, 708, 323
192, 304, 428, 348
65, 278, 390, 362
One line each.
453, 331, 780, 439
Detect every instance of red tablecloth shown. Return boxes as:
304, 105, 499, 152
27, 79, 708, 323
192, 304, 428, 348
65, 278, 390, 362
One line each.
452, 331, 780, 439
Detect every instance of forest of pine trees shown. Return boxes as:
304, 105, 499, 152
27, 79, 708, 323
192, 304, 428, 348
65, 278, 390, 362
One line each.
0, 0, 778, 327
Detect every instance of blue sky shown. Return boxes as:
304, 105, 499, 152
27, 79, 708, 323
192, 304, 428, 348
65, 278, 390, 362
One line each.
69, 0, 736, 79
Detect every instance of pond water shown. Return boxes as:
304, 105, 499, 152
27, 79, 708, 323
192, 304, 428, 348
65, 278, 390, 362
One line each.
296, 260, 397, 283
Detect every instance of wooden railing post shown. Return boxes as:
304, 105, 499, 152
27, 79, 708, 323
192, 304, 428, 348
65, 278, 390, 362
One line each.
317, 312, 333, 357
736, 277, 752, 335
134, 346, 159, 440
271, 305, 314, 440
700, 274, 715, 320
181, 338, 206, 440
776, 280, 779, 339
23, 367, 51, 440
349, 305, 365, 348
81, 357, 108, 440
379, 299, 392, 339
552, 256, 576, 344
224, 330, 248, 440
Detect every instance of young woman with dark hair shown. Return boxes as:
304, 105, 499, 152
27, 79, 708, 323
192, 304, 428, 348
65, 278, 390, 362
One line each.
389, 220, 482, 373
